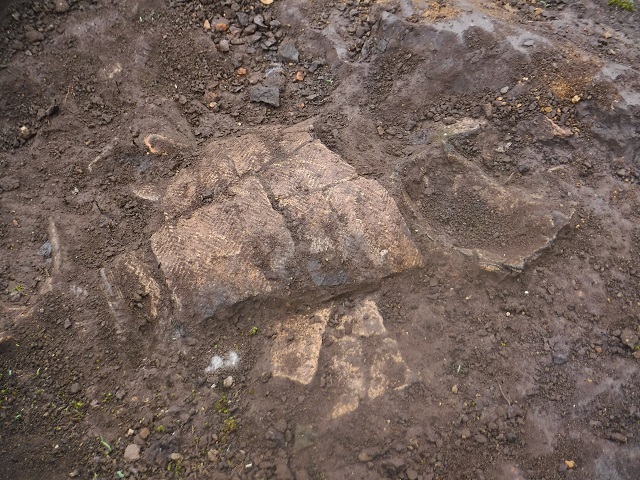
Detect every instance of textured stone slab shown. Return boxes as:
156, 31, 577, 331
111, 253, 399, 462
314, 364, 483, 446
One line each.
142, 127, 422, 317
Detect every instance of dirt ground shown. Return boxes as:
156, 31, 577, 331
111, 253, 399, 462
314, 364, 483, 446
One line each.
1, 0, 639, 479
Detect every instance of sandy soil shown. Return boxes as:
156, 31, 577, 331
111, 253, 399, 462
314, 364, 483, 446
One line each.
0, 0, 639, 479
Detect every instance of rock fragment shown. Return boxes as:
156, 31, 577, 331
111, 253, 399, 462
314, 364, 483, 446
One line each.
277, 42, 299, 63
250, 86, 280, 107
123, 443, 140, 462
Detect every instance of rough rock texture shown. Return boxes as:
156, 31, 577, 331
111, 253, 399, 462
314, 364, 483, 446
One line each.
146, 126, 422, 318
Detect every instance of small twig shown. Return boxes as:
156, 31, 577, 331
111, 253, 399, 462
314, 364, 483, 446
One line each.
504, 171, 515, 185
498, 382, 511, 406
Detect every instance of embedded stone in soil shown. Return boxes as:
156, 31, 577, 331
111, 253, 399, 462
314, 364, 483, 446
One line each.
139, 125, 422, 318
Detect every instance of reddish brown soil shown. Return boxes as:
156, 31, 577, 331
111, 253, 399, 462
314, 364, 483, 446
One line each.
1, 0, 639, 479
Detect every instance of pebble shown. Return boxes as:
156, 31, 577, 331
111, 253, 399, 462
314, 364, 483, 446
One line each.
250, 86, 280, 107
70, 382, 81, 394
169, 452, 184, 461
608, 432, 627, 443
254, 14, 267, 28
207, 448, 218, 462
451, 385, 459, 394
474, 433, 488, 444
138, 427, 150, 440
123, 443, 140, 462
277, 42, 299, 64
500, 86, 509, 94
218, 39, 230, 53
357, 447, 379, 462
552, 352, 568, 365
223, 376, 234, 388
54, 0, 70, 13
25, 28, 45, 43
19, 126, 34, 139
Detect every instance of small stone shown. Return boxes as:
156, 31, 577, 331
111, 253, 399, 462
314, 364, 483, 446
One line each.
451, 385, 459, 394
68, 469, 80, 478
54, 0, 70, 13
237, 67, 247, 76
474, 433, 488, 444
19, 126, 33, 140
124, 443, 140, 462
223, 376, 234, 388
260, 0, 274, 4
483, 103, 493, 119
460, 428, 472, 439
169, 452, 184, 461
277, 42, 299, 63
407, 469, 419, 480
64, 318, 72, 329
218, 39, 230, 53
500, 86, 509, 94
252, 14, 266, 27
357, 447, 378, 462
565, 460, 575, 469
207, 448, 218, 462
204, 20, 211, 30
138, 427, 150, 440
552, 351, 569, 365
523, 39, 535, 47
274, 418, 288, 433
25, 28, 45, 43
603, 31, 612, 39
608, 432, 627, 443
215, 21, 229, 32
250, 86, 280, 107
571, 95, 581, 104
126, 429, 135, 437
443, 116, 456, 125
70, 383, 81, 394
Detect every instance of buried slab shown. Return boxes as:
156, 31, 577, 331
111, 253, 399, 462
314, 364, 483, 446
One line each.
264, 297, 412, 421
139, 126, 422, 318
269, 307, 331, 385
403, 119, 574, 271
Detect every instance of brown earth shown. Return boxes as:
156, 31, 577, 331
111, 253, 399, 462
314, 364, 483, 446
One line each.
1, 0, 639, 479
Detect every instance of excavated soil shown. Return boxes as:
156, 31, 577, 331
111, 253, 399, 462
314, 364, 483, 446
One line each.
1, 0, 639, 479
